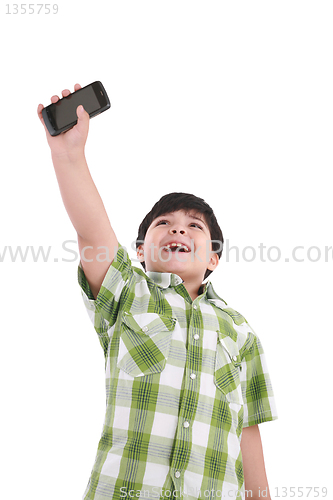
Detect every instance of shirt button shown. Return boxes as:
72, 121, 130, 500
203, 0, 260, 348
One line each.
193, 305, 197, 310
233, 355, 238, 361
142, 326, 148, 333
190, 373, 196, 380
175, 471, 181, 479
193, 334, 199, 340
183, 421, 190, 428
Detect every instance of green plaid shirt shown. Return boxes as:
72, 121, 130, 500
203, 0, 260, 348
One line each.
78, 245, 277, 500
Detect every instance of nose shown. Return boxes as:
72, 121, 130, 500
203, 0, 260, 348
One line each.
169, 227, 186, 235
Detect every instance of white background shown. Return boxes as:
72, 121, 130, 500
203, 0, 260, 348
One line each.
1, 1, 332, 499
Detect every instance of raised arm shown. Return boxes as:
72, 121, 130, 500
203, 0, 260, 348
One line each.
37, 84, 118, 299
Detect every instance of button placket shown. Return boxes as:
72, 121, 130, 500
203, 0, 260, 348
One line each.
169, 301, 201, 477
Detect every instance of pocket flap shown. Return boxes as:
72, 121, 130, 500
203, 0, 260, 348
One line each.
215, 332, 242, 404
122, 312, 176, 336
117, 312, 176, 377
218, 333, 241, 365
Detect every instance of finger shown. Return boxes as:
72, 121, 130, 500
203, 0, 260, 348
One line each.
51, 94, 60, 104
74, 83, 82, 92
76, 104, 89, 120
62, 88, 71, 98
37, 103, 48, 131
37, 103, 45, 124
76, 104, 90, 135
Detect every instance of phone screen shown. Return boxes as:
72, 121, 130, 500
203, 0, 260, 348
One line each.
53, 86, 101, 129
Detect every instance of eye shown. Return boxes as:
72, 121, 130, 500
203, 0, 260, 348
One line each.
190, 223, 203, 229
156, 219, 169, 226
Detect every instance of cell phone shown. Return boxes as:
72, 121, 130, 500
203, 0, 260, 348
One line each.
42, 81, 111, 136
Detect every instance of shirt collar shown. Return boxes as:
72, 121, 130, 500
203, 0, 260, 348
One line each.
145, 271, 228, 309
204, 281, 228, 310
145, 271, 184, 288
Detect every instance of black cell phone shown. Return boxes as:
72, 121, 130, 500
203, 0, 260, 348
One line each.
42, 81, 111, 136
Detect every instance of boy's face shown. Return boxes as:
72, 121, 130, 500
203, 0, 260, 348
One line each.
137, 210, 219, 282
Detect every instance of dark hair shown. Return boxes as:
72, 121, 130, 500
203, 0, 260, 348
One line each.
136, 192, 224, 280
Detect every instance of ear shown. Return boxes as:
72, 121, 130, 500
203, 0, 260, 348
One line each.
137, 244, 145, 262
207, 252, 219, 271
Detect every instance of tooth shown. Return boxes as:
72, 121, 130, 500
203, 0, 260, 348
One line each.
163, 243, 190, 252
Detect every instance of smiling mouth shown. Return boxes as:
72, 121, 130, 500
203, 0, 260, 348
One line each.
162, 243, 190, 253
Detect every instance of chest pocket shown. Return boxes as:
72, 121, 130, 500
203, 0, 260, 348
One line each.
117, 312, 176, 377
214, 334, 243, 405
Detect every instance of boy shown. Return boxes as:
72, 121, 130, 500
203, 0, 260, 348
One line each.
38, 84, 277, 500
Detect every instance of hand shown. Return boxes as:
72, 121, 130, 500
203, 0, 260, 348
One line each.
37, 83, 90, 160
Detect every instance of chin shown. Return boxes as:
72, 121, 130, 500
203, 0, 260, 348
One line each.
162, 263, 187, 273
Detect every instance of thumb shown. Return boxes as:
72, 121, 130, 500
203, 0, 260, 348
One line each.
76, 105, 89, 134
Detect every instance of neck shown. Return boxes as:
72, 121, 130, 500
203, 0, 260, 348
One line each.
183, 280, 204, 302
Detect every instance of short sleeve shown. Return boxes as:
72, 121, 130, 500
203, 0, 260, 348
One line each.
78, 244, 133, 354
239, 334, 278, 427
